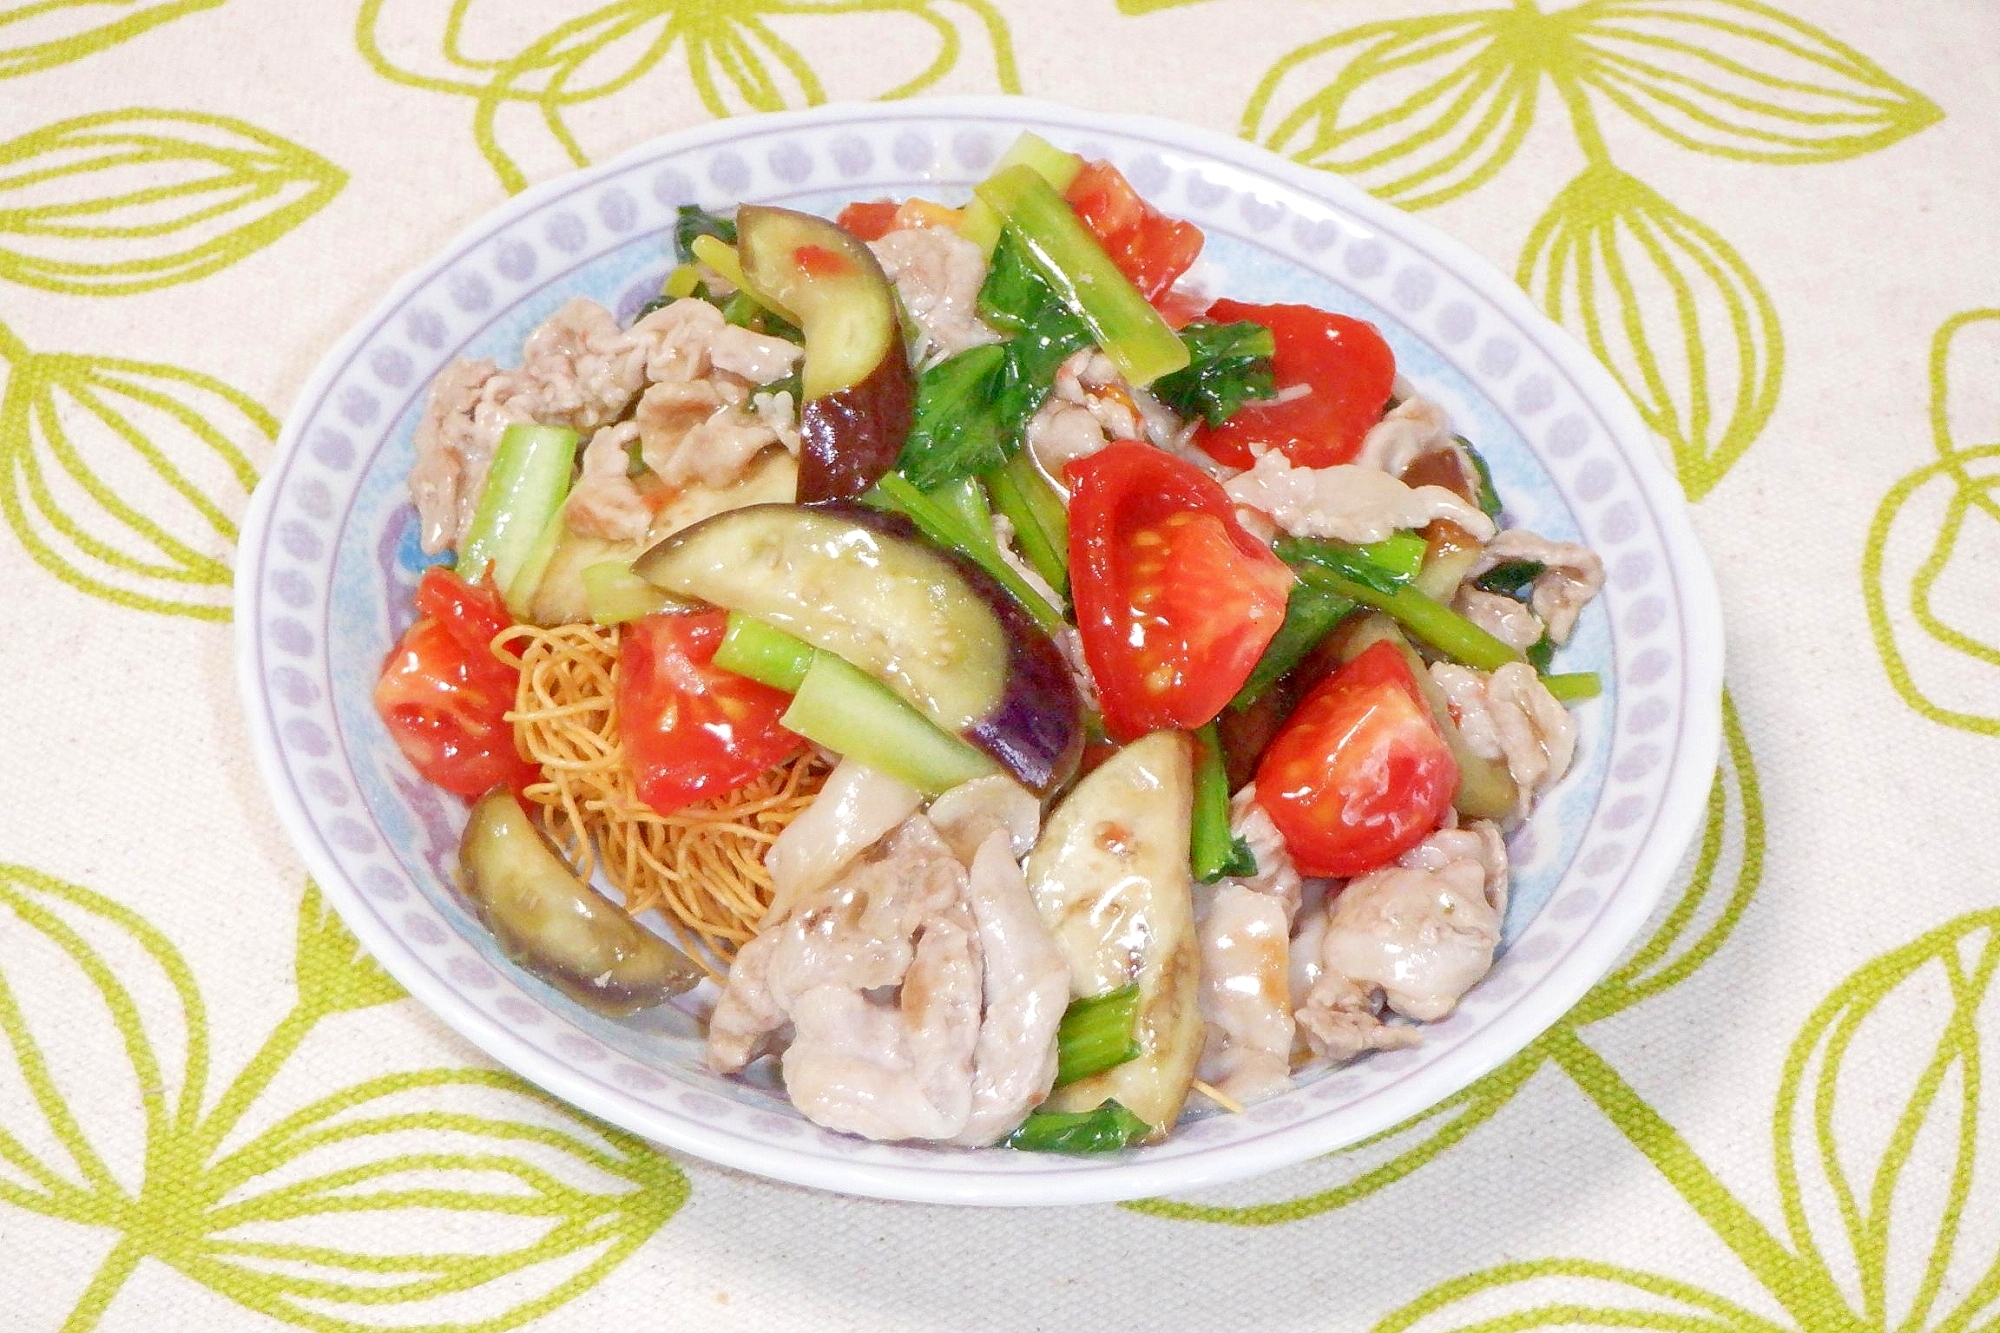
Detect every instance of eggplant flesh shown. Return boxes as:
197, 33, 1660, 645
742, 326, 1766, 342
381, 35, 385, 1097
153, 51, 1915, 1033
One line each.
634, 502, 1082, 794
1024, 731, 1201, 1136
524, 451, 796, 626
458, 790, 702, 1015
736, 205, 912, 501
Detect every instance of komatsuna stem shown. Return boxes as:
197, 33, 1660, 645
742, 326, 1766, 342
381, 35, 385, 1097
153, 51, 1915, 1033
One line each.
1544, 1027, 1864, 1332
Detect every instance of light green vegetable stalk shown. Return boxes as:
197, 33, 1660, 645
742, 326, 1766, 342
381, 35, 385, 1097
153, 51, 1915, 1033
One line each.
714, 613, 998, 795
866, 472, 1064, 631
958, 131, 1084, 253
580, 561, 678, 626
984, 450, 1069, 598
972, 166, 1189, 387
1541, 672, 1603, 702
712, 611, 815, 691
457, 423, 578, 597
1190, 723, 1255, 882
1053, 985, 1142, 1088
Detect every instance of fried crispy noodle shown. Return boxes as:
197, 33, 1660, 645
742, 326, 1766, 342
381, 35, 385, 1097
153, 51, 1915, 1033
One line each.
493, 622, 827, 978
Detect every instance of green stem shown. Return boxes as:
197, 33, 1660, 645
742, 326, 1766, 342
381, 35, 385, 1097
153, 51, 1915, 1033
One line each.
60, 1237, 145, 1333
1544, 1028, 1861, 1332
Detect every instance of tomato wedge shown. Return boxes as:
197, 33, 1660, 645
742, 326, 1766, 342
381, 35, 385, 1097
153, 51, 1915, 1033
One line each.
1193, 300, 1396, 470
1254, 641, 1457, 878
618, 610, 803, 815
374, 567, 537, 798
1066, 160, 1204, 306
1067, 441, 1293, 742
835, 199, 901, 241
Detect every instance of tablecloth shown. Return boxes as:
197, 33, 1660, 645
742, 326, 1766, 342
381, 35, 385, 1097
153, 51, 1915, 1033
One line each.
2, 1, 1995, 1328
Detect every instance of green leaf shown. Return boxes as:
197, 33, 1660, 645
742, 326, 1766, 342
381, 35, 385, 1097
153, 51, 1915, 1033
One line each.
897, 343, 1012, 489
0, 109, 345, 296
1151, 320, 1276, 428
1243, 8, 1546, 210
181, 1069, 687, 1331
1, 341, 269, 620
1775, 910, 2000, 1332
0, 0, 222, 80
0, 862, 209, 1228
1474, 558, 1546, 599
1568, 0, 1942, 164
1373, 1258, 1792, 1333
1519, 165, 1781, 500
673, 203, 734, 261
357, 0, 1022, 194
1862, 309, 2000, 737
1006, 1099, 1149, 1154
294, 882, 403, 1017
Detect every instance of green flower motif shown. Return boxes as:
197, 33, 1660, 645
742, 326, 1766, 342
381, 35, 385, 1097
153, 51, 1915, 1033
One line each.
1372, 909, 2000, 1333
0, 109, 347, 296
356, 0, 1022, 193
1128, 691, 1762, 1224
1862, 310, 2000, 738
1519, 163, 1780, 500
0, 865, 685, 1332
1234, 0, 1939, 500
0, 322, 270, 621
0, 0, 223, 80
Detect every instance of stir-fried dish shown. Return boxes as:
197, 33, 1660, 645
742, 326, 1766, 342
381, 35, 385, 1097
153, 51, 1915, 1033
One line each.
375, 133, 1606, 1152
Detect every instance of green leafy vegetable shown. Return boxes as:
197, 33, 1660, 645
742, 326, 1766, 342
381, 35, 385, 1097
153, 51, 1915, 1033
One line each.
1004, 1100, 1151, 1154
1527, 634, 1556, 673
673, 204, 735, 261
974, 166, 1189, 385
1460, 435, 1505, 520
713, 612, 816, 692
1054, 985, 1142, 1087
977, 231, 1064, 333
1541, 671, 1602, 701
1277, 536, 1420, 597
1287, 559, 1522, 672
985, 449, 1069, 598
1475, 559, 1547, 599
1191, 723, 1245, 883
1231, 583, 1358, 711
865, 473, 1064, 630
1151, 320, 1277, 426
896, 344, 1012, 489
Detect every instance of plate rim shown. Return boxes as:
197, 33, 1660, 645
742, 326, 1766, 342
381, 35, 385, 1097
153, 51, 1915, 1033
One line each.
236, 94, 1725, 1206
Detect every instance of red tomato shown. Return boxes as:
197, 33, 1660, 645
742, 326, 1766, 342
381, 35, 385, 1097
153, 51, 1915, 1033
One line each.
1066, 161, 1204, 305
835, 199, 900, 241
1067, 442, 1293, 741
1255, 641, 1457, 877
1193, 300, 1397, 470
618, 611, 803, 814
375, 567, 537, 798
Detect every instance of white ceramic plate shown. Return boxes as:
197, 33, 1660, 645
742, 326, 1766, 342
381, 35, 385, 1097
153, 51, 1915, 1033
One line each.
236, 97, 1722, 1206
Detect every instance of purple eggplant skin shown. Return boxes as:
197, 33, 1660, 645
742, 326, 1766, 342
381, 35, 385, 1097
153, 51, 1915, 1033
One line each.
822, 502, 1082, 795
797, 347, 915, 502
